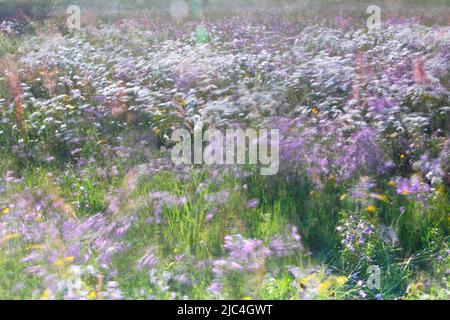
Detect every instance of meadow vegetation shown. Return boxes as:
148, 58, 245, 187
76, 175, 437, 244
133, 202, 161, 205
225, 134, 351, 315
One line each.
0, 0, 449, 299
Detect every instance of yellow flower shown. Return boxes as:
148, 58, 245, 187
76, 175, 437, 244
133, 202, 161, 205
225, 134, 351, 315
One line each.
2, 233, 21, 242
2, 207, 10, 215
241, 296, 252, 300
88, 291, 97, 300
96, 139, 108, 145
27, 244, 45, 250
375, 194, 388, 202
335, 276, 348, 286
388, 180, 396, 187
54, 256, 74, 267
339, 194, 348, 201
317, 276, 348, 296
436, 185, 445, 196
366, 205, 377, 213
311, 108, 319, 114
400, 154, 405, 160
53, 259, 65, 267
302, 273, 318, 283
317, 279, 334, 295
65, 256, 74, 264
40, 289, 51, 300
179, 99, 187, 108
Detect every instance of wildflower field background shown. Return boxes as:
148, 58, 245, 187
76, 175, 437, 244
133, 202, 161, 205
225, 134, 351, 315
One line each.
0, 0, 449, 300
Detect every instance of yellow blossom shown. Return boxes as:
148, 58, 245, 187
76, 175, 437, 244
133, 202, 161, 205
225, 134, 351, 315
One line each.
304, 274, 318, 282
65, 256, 74, 264
2, 233, 21, 242
96, 139, 108, 145
53, 259, 65, 267
436, 185, 445, 196
400, 154, 405, 160
317, 276, 348, 296
339, 194, 348, 201
311, 108, 319, 114
2, 207, 10, 215
88, 291, 97, 300
375, 194, 388, 202
335, 276, 348, 286
317, 279, 334, 295
388, 180, 396, 187
40, 289, 51, 300
241, 296, 253, 300
366, 205, 377, 213
27, 244, 45, 250
298, 273, 318, 289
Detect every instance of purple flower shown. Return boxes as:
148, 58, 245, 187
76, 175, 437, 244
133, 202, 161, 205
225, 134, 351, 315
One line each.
137, 247, 158, 272
246, 199, 259, 209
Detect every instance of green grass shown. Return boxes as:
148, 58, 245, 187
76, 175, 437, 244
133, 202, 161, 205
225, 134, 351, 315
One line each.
0, 148, 449, 299
0, 4, 449, 299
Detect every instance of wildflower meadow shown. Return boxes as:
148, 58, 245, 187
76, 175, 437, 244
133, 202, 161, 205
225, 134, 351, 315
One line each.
0, 0, 449, 301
